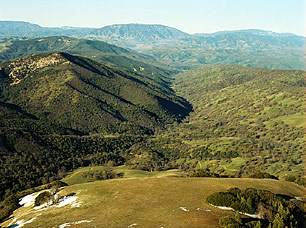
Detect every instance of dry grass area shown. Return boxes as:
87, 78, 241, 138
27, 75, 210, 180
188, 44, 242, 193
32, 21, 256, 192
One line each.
3, 176, 305, 228
62, 165, 187, 185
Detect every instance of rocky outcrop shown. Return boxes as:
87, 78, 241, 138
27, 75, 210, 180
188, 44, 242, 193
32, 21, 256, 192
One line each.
7, 53, 69, 85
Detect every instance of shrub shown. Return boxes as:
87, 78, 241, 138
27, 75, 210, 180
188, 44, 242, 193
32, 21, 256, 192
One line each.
227, 187, 241, 195
219, 215, 244, 228
46, 180, 68, 189
81, 170, 123, 180
294, 177, 306, 186
34, 191, 52, 206
248, 172, 278, 180
284, 175, 297, 182
206, 192, 237, 207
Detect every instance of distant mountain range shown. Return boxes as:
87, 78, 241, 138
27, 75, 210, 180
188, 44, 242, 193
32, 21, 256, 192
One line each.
0, 21, 304, 70
0, 21, 304, 50
0, 21, 190, 43
0, 21, 96, 37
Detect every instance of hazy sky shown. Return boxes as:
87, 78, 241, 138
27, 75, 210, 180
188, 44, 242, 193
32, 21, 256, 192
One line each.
0, 0, 305, 35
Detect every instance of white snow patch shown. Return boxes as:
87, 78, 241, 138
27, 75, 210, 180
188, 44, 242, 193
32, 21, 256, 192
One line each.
58, 220, 92, 228
242, 212, 260, 219
71, 201, 82, 208
294, 196, 302, 200
209, 204, 260, 218
11, 217, 36, 227
179, 207, 189, 212
33, 195, 81, 211
205, 209, 211, 212
19, 192, 41, 207
33, 202, 49, 211
128, 223, 137, 227
210, 204, 233, 211
56, 196, 80, 208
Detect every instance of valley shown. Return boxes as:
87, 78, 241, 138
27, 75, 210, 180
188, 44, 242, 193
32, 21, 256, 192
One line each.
144, 66, 305, 177
0, 21, 305, 227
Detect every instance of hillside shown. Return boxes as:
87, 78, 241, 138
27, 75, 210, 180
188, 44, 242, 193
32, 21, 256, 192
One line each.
1, 172, 305, 228
0, 21, 47, 36
0, 52, 190, 133
0, 36, 169, 73
137, 65, 305, 177
0, 52, 191, 201
88, 24, 190, 41
0, 36, 132, 61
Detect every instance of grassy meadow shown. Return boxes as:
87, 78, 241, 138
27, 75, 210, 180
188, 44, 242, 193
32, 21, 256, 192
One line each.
2, 167, 305, 228
62, 165, 187, 185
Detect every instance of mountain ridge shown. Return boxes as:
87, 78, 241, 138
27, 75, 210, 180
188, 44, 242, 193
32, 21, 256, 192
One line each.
0, 20, 304, 37
1, 21, 304, 70
0, 21, 304, 48
0, 52, 191, 134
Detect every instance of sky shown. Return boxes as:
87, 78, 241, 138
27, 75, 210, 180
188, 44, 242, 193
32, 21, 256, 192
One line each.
0, 0, 305, 36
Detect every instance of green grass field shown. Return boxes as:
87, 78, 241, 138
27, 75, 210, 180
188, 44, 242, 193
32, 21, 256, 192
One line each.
62, 165, 187, 185
2, 167, 305, 228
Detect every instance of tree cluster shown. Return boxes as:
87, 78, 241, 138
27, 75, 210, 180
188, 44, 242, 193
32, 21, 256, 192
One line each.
206, 187, 306, 227
81, 170, 123, 180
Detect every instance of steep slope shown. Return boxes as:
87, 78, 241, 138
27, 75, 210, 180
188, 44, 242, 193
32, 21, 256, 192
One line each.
0, 52, 191, 134
140, 65, 305, 177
